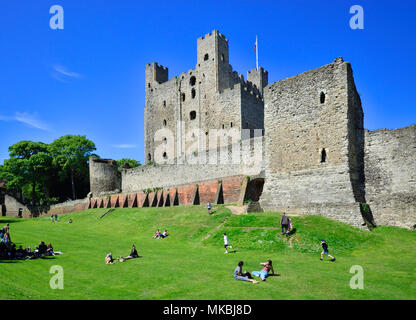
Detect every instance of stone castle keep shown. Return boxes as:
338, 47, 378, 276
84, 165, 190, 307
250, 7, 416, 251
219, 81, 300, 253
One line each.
3, 30, 414, 229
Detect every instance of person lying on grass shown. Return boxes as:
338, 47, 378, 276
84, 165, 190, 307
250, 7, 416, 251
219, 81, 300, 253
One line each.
252, 260, 275, 281
320, 240, 336, 262
105, 252, 115, 264
118, 244, 140, 262
234, 261, 258, 284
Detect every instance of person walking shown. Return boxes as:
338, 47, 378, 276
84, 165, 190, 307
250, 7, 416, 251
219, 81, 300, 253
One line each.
280, 213, 289, 235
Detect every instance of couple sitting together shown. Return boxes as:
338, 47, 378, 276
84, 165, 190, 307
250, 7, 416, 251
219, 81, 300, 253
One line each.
234, 260, 275, 283
105, 244, 139, 264
152, 229, 168, 239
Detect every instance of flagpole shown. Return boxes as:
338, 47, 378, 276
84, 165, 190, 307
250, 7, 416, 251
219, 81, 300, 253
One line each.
256, 35, 258, 71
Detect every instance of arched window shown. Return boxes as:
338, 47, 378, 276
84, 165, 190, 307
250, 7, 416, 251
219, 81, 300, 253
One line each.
163, 100, 166, 107
190, 111, 196, 120
321, 148, 327, 163
222, 124, 225, 129
204, 53, 209, 61
221, 53, 225, 61
163, 119, 167, 127
191, 88, 196, 99
230, 122, 233, 128
147, 153, 152, 161
190, 76, 196, 86
320, 91, 326, 104
163, 152, 167, 159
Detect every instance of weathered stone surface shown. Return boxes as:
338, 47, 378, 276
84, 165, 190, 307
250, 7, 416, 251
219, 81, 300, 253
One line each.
364, 125, 416, 228
259, 58, 367, 227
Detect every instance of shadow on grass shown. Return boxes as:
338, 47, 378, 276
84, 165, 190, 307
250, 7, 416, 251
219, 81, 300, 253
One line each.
0, 218, 25, 225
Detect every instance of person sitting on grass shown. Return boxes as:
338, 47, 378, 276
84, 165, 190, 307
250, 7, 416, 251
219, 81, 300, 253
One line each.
152, 229, 161, 239
47, 243, 55, 256
252, 260, 275, 281
234, 261, 258, 284
118, 244, 140, 262
160, 229, 169, 239
16, 245, 25, 259
105, 252, 115, 264
320, 240, 336, 262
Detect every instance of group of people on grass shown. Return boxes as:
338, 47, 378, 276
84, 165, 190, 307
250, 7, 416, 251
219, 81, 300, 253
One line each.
0, 223, 60, 260
152, 229, 169, 239
50, 214, 58, 222
105, 244, 139, 264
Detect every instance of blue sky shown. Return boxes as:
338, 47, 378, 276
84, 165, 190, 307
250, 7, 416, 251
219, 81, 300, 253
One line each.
0, 0, 415, 164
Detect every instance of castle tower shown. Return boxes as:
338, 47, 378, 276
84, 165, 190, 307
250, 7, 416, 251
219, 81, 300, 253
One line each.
196, 30, 231, 93
247, 67, 268, 96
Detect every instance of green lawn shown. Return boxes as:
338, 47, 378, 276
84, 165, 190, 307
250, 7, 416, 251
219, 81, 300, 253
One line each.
1, 206, 415, 300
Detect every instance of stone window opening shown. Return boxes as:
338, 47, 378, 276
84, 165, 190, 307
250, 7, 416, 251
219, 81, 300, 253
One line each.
222, 124, 225, 129
221, 53, 225, 61
190, 111, 197, 120
321, 148, 327, 163
147, 153, 152, 162
230, 122, 233, 128
320, 91, 326, 104
181, 93, 185, 102
163, 137, 167, 144
163, 100, 166, 107
204, 53, 209, 61
190, 76, 196, 86
163, 152, 167, 159
163, 119, 167, 127
191, 88, 196, 99
148, 83, 150, 88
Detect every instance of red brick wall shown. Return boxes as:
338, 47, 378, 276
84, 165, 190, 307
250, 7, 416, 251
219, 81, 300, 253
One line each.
87, 175, 245, 210
222, 176, 245, 204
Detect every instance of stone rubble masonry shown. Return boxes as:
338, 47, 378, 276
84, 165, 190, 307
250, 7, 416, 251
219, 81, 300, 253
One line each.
364, 125, 416, 228
89, 158, 120, 196
144, 30, 267, 163
259, 57, 367, 227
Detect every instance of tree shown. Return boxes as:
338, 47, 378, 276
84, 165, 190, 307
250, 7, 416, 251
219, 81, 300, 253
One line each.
49, 135, 96, 200
0, 141, 52, 204
116, 158, 141, 170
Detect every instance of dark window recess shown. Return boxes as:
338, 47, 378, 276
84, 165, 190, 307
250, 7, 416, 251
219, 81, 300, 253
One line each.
191, 88, 196, 99
230, 122, 233, 128
181, 93, 185, 102
163, 152, 167, 159
221, 53, 225, 61
204, 53, 209, 61
163, 101, 166, 107
190, 111, 197, 120
147, 153, 152, 161
321, 148, 327, 163
320, 91, 326, 104
190, 76, 196, 86
163, 119, 167, 127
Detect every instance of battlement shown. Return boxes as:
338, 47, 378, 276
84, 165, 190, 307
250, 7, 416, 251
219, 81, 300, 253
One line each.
145, 62, 169, 85
198, 29, 228, 42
